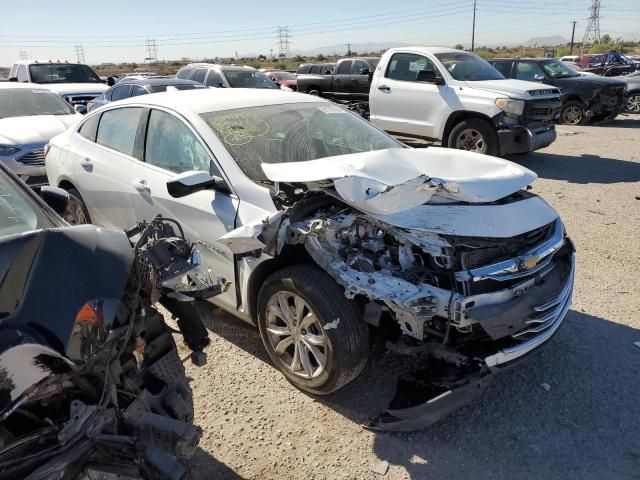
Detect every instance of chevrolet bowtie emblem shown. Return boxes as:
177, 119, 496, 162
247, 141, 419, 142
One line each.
518, 255, 540, 271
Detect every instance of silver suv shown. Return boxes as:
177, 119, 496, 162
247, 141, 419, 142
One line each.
176, 63, 280, 89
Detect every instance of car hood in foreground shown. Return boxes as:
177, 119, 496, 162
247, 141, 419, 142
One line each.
465, 79, 559, 98
261, 147, 537, 215
44, 83, 109, 95
0, 114, 81, 145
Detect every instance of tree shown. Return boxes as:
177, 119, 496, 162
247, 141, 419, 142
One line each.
316, 53, 326, 61
294, 55, 304, 62
601, 34, 612, 44
454, 43, 464, 50
258, 54, 267, 60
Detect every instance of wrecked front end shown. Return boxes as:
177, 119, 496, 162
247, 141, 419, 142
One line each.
253, 149, 575, 430
585, 84, 627, 122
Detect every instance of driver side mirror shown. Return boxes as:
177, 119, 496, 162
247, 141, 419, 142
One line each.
107, 76, 116, 86
360, 67, 371, 75
416, 69, 445, 85
40, 186, 69, 215
534, 73, 545, 81
166, 170, 231, 198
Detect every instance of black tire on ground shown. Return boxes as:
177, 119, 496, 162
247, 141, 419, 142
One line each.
64, 187, 92, 224
447, 118, 499, 157
257, 264, 369, 395
307, 88, 321, 96
560, 100, 587, 125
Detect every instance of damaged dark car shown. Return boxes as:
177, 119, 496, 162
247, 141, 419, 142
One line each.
490, 58, 627, 125
0, 163, 222, 478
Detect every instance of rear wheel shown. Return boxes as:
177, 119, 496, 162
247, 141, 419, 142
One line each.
63, 188, 91, 225
560, 100, 587, 125
447, 118, 499, 156
307, 88, 321, 96
257, 264, 369, 395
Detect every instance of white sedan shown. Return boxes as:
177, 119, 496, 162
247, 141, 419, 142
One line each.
46, 88, 574, 400
0, 83, 82, 188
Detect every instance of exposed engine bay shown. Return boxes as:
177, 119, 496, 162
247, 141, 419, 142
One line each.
0, 217, 223, 478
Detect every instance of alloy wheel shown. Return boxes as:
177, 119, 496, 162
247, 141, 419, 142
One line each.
454, 128, 487, 153
265, 291, 328, 379
64, 194, 88, 225
562, 105, 584, 125
627, 94, 640, 114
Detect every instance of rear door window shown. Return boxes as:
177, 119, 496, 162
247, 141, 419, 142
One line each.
336, 61, 353, 75
309, 65, 321, 74
205, 70, 224, 87
351, 60, 370, 74
78, 113, 101, 142
130, 85, 147, 97
492, 61, 514, 77
96, 107, 144, 157
192, 69, 208, 83
111, 85, 131, 101
176, 68, 194, 80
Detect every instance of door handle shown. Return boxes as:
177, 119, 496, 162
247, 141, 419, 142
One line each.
378, 85, 391, 91
79, 157, 93, 171
132, 179, 151, 194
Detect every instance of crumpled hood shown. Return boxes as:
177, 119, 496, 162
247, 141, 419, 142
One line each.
466, 79, 558, 98
261, 147, 537, 216
0, 114, 81, 145
44, 83, 108, 96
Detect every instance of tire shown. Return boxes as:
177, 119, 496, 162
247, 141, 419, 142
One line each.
307, 87, 321, 96
447, 118, 499, 156
560, 100, 587, 125
63, 187, 91, 224
257, 264, 369, 395
626, 93, 640, 114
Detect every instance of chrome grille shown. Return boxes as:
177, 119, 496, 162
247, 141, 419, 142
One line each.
62, 94, 98, 106
525, 99, 562, 122
17, 148, 45, 165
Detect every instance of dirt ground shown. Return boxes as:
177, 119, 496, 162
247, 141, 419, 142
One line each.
177, 114, 640, 480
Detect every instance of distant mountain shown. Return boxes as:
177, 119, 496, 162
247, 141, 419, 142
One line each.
523, 36, 569, 47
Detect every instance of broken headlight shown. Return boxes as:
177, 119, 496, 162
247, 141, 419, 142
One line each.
495, 98, 525, 117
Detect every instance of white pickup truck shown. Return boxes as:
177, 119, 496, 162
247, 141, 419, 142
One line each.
369, 47, 562, 156
9, 61, 108, 113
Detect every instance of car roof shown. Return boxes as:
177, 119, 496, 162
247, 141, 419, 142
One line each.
113, 88, 325, 114
0, 82, 51, 90
118, 78, 203, 87
388, 46, 464, 55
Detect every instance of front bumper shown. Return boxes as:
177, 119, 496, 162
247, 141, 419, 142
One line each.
498, 124, 557, 155
1, 143, 48, 188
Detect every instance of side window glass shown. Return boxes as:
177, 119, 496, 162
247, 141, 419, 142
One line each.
385, 53, 436, 82
309, 65, 321, 74
131, 85, 147, 97
145, 109, 221, 177
351, 60, 369, 74
492, 62, 513, 77
9, 65, 17, 78
78, 113, 101, 142
515, 62, 545, 81
176, 68, 194, 80
192, 69, 207, 83
96, 108, 144, 157
205, 71, 224, 87
336, 61, 352, 75
111, 85, 131, 101
17, 65, 28, 82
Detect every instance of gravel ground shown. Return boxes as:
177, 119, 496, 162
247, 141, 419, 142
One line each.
177, 114, 640, 480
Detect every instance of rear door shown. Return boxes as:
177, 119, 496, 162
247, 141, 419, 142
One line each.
125, 107, 239, 306
71, 107, 146, 229
350, 59, 373, 100
333, 60, 352, 99
370, 51, 449, 139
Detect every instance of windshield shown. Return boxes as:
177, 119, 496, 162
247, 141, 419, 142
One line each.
0, 169, 57, 238
435, 52, 504, 81
542, 60, 580, 78
0, 89, 76, 119
29, 64, 102, 84
201, 103, 401, 182
271, 72, 296, 81
149, 83, 207, 93
223, 70, 280, 89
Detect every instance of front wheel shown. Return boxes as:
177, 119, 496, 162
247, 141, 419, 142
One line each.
257, 264, 369, 395
447, 118, 499, 156
626, 93, 640, 114
560, 100, 587, 125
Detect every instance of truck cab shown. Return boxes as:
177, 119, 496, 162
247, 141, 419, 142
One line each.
9, 61, 108, 113
369, 47, 562, 156
297, 57, 378, 100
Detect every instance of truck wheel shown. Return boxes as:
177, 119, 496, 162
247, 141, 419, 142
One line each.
560, 101, 587, 125
307, 88, 321, 96
447, 118, 499, 156
626, 93, 640, 114
257, 264, 369, 395
63, 188, 91, 225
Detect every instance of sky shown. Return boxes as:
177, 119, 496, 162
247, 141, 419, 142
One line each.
1, 0, 638, 66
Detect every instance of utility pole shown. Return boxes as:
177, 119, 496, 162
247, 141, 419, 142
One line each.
269, 48, 273, 60
145, 39, 158, 63
471, 0, 477, 52
582, 0, 601, 50
19, 50, 28, 61
347, 43, 352, 57
74, 45, 86, 63
277, 26, 292, 59
569, 21, 577, 54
